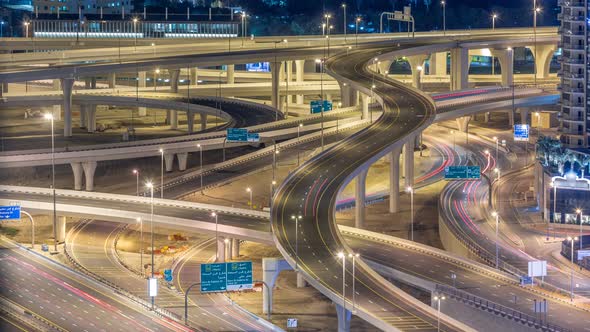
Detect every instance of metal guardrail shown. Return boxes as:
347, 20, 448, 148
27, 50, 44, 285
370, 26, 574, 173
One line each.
0, 296, 62, 332
435, 284, 572, 332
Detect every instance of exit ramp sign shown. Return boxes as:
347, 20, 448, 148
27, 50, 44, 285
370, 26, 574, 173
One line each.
444, 166, 481, 180
200, 261, 253, 293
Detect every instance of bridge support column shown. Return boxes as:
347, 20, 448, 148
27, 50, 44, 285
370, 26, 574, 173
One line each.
361, 94, 370, 120
177, 153, 188, 171
492, 48, 514, 87
528, 45, 557, 79
61, 78, 75, 137
84, 78, 92, 89
56, 216, 66, 243
79, 105, 87, 128
82, 161, 97, 191
190, 68, 198, 85
455, 116, 470, 133
168, 69, 180, 93
519, 108, 529, 125
53, 79, 61, 90
404, 140, 414, 188
295, 60, 305, 104
285, 60, 293, 103
297, 272, 307, 288
484, 112, 491, 123
389, 147, 402, 213
164, 153, 174, 172
355, 169, 367, 229
450, 48, 469, 91
169, 111, 178, 129
339, 82, 351, 107
231, 239, 240, 259
429, 52, 447, 75
138, 72, 147, 116
262, 258, 291, 315
271, 62, 281, 110
187, 112, 195, 133
226, 64, 235, 84
107, 73, 116, 89
407, 55, 428, 89
200, 114, 208, 131
216, 237, 226, 262
335, 303, 352, 332
508, 109, 515, 126
86, 105, 97, 133
71, 162, 83, 190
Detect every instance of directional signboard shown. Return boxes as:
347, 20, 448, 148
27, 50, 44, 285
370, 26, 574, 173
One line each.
513, 124, 530, 142
226, 261, 253, 291
226, 128, 248, 142
247, 133, 260, 142
310, 100, 333, 114
200, 262, 253, 293
444, 166, 481, 180
200, 263, 227, 292
0, 205, 20, 220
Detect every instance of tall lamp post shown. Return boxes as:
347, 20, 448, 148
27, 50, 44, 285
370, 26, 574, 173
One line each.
551, 181, 557, 223
132, 17, 138, 51
492, 211, 500, 268
341, 4, 347, 42
533, 5, 540, 85
145, 182, 155, 308
355, 17, 361, 47
297, 123, 303, 166
44, 113, 57, 252
493, 136, 499, 162
441, 1, 446, 35
407, 186, 414, 241
492, 13, 498, 30
337, 252, 346, 313
291, 215, 302, 270
137, 217, 143, 277
159, 148, 164, 198
348, 253, 359, 313
272, 146, 280, 184
434, 295, 446, 331
132, 169, 139, 196
567, 236, 578, 301
576, 209, 583, 249
246, 187, 253, 209
24, 21, 30, 38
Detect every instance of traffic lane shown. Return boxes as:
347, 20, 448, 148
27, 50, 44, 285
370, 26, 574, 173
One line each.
0, 192, 269, 231
0, 238, 182, 332
343, 234, 590, 331
273, 46, 457, 331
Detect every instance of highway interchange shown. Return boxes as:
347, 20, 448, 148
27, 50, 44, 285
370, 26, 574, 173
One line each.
0, 26, 585, 332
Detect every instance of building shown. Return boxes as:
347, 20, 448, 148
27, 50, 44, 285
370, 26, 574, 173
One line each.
32, 0, 133, 15
558, 0, 589, 148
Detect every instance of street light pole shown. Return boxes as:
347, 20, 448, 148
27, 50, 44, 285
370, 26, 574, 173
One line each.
355, 17, 361, 47
291, 215, 302, 270
159, 148, 164, 198
552, 182, 557, 223
567, 236, 578, 301
133, 169, 139, 196
492, 211, 500, 268
44, 113, 57, 253
441, 1, 446, 35
246, 187, 253, 209
297, 123, 302, 166
337, 252, 346, 312
146, 182, 155, 309
450, 130, 456, 151
493, 136, 499, 162
197, 144, 203, 193
348, 253, 359, 313
492, 13, 497, 30
342, 4, 347, 42
434, 295, 445, 331
137, 217, 143, 277
272, 145, 280, 184
407, 186, 414, 241
577, 209, 583, 249
132, 17, 138, 51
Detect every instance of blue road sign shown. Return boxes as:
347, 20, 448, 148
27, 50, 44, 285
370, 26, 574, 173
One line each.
0, 205, 20, 220
200, 263, 227, 292
226, 261, 253, 291
514, 124, 530, 142
247, 133, 260, 142
200, 262, 253, 293
444, 166, 481, 180
310, 100, 333, 114
520, 275, 533, 286
163, 269, 173, 282
227, 128, 248, 142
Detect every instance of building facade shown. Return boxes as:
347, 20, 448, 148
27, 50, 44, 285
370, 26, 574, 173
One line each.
558, 0, 589, 148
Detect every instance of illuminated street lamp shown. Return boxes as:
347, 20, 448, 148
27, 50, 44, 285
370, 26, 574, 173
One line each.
567, 236, 578, 301
355, 17, 361, 47
291, 215, 302, 270
493, 136, 499, 161
297, 123, 303, 166
269, 180, 277, 207
484, 149, 491, 167
441, 1, 446, 35
145, 181, 155, 308
337, 252, 346, 312
44, 113, 57, 253
341, 4, 347, 41
246, 187, 253, 209
434, 295, 446, 331
132, 17, 138, 51
154, 68, 160, 92
348, 252, 359, 313
407, 186, 414, 241
491, 211, 500, 268
24, 21, 30, 38
450, 130, 456, 151
576, 209, 583, 249
159, 148, 164, 198
492, 13, 498, 30
132, 169, 139, 196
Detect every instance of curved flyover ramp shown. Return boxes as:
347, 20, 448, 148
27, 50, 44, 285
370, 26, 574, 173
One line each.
271, 41, 474, 331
